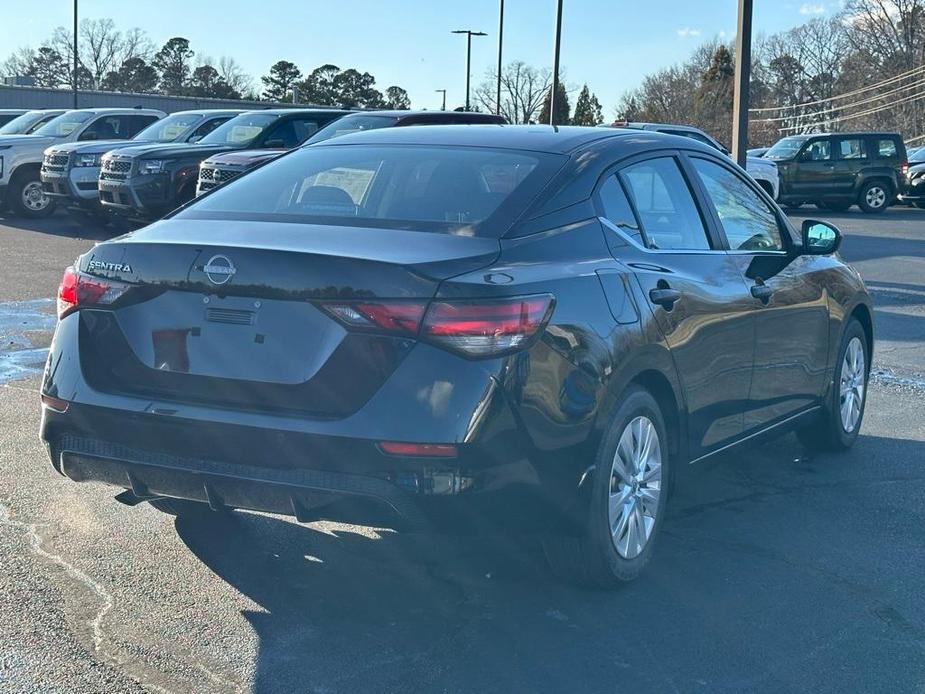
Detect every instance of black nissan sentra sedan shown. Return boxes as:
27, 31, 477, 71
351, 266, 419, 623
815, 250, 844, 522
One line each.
41, 125, 873, 585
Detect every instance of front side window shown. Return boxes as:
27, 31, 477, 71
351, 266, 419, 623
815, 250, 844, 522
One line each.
619, 157, 711, 250
198, 113, 278, 145
802, 139, 831, 162
764, 136, 809, 161
691, 158, 784, 252
81, 116, 129, 140
836, 138, 866, 160
876, 138, 898, 158
178, 144, 559, 237
32, 111, 93, 138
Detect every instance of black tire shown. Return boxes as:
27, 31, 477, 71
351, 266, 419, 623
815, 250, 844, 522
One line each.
543, 386, 671, 587
148, 497, 223, 518
797, 318, 869, 452
9, 171, 56, 218
818, 200, 852, 212
857, 180, 891, 214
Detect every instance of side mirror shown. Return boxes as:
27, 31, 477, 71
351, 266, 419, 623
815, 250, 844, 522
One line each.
263, 139, 286, 149
801, 219, 841, 255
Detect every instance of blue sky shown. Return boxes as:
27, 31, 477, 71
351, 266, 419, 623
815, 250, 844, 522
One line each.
1, 1, 843, 112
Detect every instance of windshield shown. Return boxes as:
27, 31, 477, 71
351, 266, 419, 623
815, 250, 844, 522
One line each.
909, 146, 925, 163
0, 111, 47, 135
134, 113, 202, 142
31, 111, 94, 138
305, 115, 398, 145
765, 136, 810, 161
198, 113, 278, 146
178, 144, 561, 236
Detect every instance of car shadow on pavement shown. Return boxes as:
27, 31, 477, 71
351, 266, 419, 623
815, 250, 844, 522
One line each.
0, 211, 129, 242
173, 430, 925, 693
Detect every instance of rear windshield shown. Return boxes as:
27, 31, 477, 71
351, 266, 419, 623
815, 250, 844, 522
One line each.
765, 136, 810, 161
305, 115, 398, 145
910, 146, 925, 164
177, 144, 563, 236
32, 111, 93, 138
198, 113, 277, 146
134, 113, 202, 142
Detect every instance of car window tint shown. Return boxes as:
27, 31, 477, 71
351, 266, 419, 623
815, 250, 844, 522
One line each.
619, 157, 710, 250
83, 116, 126, 139
192, 117, 229, 139
598, 175, 644, 246
876, 138, 898, 157
803, 140, 831, 161
691, 158, 783, 251
836, 138, 866, 160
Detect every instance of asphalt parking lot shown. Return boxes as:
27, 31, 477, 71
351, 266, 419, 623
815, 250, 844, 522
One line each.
1, 206, 923, 693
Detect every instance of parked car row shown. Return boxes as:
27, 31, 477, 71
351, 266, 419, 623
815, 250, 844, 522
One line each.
0, 105, 506, 222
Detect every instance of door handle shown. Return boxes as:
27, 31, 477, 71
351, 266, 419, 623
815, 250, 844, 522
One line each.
751, 284, 774, 303
649, 287, 682, 309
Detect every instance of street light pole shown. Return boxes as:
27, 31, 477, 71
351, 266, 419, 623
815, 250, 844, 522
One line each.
73, 0, 78, 108
732, 0, 753, 168
496, 0, 505, 115
550, 0, 563, 125
452, 29, 487, 111
435, 89, 447, 111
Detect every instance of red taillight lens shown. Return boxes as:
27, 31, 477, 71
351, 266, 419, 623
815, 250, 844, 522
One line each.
320, 301, 427, 335
902, 161, 909, 176
379, 442, 458, 458
318, 294, 554, 358
422, 295, 554, 358
57, 266, 129, 319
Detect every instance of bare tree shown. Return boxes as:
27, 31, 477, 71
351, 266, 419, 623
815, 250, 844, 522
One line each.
218, 56, 253, 96
474, 61, 551, 123
49, 20, 153, 89
0, 46, 35, 78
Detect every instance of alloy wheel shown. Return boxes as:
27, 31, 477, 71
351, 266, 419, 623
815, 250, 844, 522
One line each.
840, 336, 866, 433
609, 416, 662, 559
865, 186, 887, 209
22, 181, 51, 212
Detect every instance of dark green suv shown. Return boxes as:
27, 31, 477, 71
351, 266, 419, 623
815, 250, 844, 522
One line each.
765, 132, 907, 213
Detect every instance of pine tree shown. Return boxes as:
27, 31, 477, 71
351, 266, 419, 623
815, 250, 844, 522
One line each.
153, 37, 194, 95
572, 84, 604, 125
261, 60, 302, 102
538, 81, 570, 125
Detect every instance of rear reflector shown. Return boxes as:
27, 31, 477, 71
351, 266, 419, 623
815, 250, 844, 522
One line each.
41, 394, 69, 413
379, 442, 458, 458
57, 266, 130, 319
321, 301, 426, 335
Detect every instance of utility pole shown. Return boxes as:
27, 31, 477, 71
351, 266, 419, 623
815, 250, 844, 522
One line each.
435, 89, 447, 111
732, 0, 753, 168
452, 29, 487, 111
550, 0, 563, 126
73, 0, 78, 108
496, 0, 505, 115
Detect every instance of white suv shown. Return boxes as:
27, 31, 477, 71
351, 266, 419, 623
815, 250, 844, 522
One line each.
603, 121, 780, 200
0, 107, 164, 218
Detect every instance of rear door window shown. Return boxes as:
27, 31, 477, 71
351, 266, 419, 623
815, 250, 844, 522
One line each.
618, 157, 711, 250
128, 115, 159, 136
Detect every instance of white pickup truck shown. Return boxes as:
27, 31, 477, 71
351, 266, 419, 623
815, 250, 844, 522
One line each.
0, 107, 164, 218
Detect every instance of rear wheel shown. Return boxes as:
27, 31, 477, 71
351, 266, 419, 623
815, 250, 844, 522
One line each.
858, 180, 891, 214
797, 319, 868, 451
10, 173, 56, 218
543, 386, 670, 587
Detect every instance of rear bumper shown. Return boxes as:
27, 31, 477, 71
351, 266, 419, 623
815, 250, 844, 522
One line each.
40, 312, 586, 533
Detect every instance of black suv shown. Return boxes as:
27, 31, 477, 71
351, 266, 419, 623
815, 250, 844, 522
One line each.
765, 132, 907, 213
98, 108, 350, 220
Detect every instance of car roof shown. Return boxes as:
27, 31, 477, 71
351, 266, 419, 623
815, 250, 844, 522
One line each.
169, 109, 244, 117
342, 110, 504, 122
238, 108, 352, 117
65, 107, 165, 115
782, 132, 902, 138
0, 109, 28, 114
317, 124, 639, 154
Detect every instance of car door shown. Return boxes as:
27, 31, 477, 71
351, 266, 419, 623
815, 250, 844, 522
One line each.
687, 154, 830, 431
598, 153, 756, 458
832, 136, 868, 194
791, 137, 834, 199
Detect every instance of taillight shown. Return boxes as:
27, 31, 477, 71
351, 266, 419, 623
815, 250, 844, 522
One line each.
318, 294, 555, 358
57, 266, 129, 319
422, 296, 555, 358
901, 161, 909, 176
379, 442, 458, 458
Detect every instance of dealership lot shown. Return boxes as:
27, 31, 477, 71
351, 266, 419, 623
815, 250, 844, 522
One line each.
1, 208, 924, 692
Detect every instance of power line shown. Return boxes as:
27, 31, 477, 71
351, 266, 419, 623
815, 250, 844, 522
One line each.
777, 89, 925, 132
749, 63, 925, 113
752, 76, 925, 123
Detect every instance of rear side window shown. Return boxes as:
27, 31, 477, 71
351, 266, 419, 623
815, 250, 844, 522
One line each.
836, 138, 866, 160
128, 115, 159, 136
618, 157, 711, 250
691, 158, 784, 251
598, 176, 644, 246
191, 117, 230, 139
180, 144, 561, 237
875, 138, 898, 158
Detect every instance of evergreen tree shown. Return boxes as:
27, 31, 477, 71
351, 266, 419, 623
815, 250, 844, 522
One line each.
572, 84, 604, 125
153, 37, 194, 95
101, 57, 158, 93
261, 60, 302, 102
27, 46, 69, 87
385, 85, 410, 109
538, 81, 570, 125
